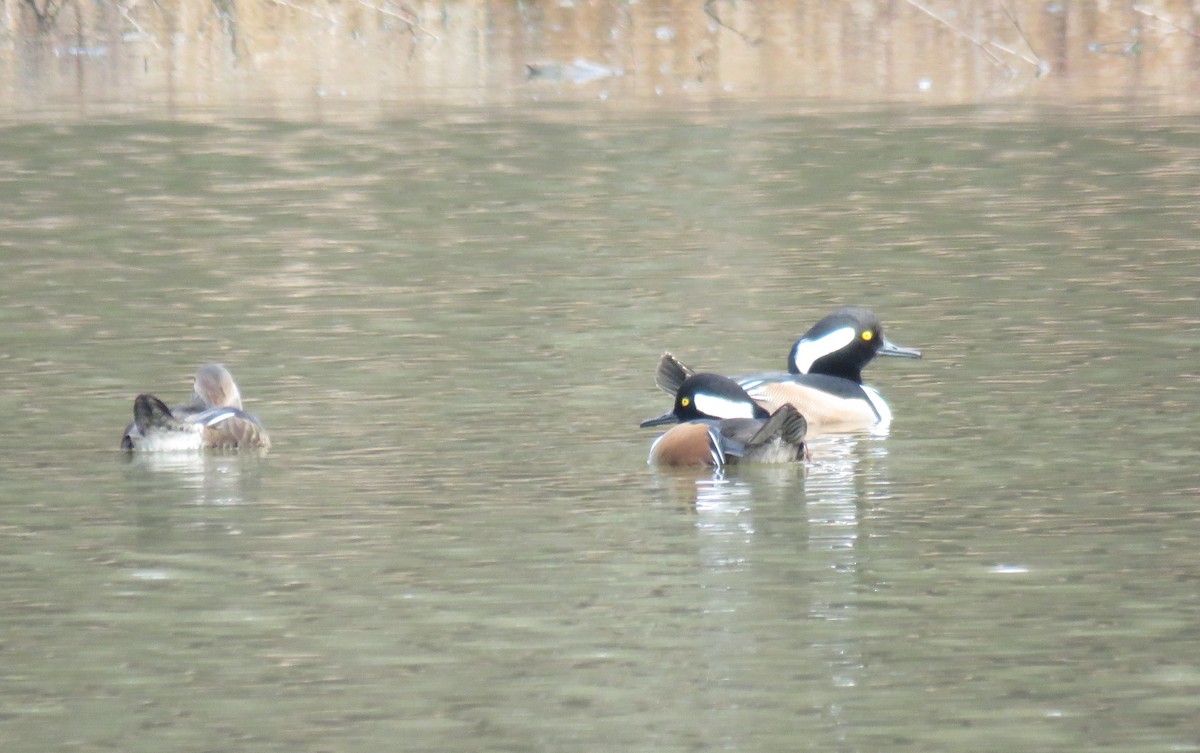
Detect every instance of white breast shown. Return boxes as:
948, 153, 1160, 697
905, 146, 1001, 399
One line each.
129, 428, 205, 452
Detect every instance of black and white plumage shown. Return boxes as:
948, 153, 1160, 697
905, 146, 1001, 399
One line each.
657, 307, 921, 432
641, 373, 808, 467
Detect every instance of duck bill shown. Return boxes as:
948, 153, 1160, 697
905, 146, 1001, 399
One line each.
878, 337, 922, 359
639, 411, 680, 428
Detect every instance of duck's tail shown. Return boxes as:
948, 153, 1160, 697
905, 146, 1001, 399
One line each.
122, 393, 194, 451
133, 394, 186, 432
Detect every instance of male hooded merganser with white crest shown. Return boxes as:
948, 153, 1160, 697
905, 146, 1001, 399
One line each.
640, 373, 808, 467
656, 307, 921, 432
121, 363, 270, 451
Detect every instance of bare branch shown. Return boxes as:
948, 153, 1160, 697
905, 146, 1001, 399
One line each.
996, 0, 1044, 67
1133, 3, 1200, 40
901, 0, 1023, 76
703, 0, 762, 47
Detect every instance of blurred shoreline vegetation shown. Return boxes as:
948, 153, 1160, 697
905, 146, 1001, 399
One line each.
1, 0, 1198, 111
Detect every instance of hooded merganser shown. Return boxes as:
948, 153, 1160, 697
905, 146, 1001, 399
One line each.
121, 363, 270, 451
640, 373, 808, 467
656, 307, 921, 431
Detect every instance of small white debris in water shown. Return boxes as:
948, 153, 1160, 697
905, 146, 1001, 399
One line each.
917, 77, 932, 92
656, 26, 676, 41
989, 564, 1029, 574
131, 569, 171, 580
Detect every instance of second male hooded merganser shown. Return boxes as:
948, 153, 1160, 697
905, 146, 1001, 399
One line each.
121, 363, 270, 451
657, 307, 921, 431
640, 373, 808, 467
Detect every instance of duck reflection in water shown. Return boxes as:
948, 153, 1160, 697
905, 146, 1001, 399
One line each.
124, 451, 267, 508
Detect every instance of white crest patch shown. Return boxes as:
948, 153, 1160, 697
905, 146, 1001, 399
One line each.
693, 392, 756, 419
791, 325, 858, 374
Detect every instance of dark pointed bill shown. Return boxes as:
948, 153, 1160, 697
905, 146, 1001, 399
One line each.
639, 411, 680, 428
878, 337, 922, 359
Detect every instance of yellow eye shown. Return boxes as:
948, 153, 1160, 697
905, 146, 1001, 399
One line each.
862, 330, 874, 341
681, 397, 690, 407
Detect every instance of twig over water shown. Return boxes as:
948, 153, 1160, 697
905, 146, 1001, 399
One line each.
901, 0, 1045, 76
265, 0, 440, 42
703, 0, 762, 47
1134, 3, 1200, 40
